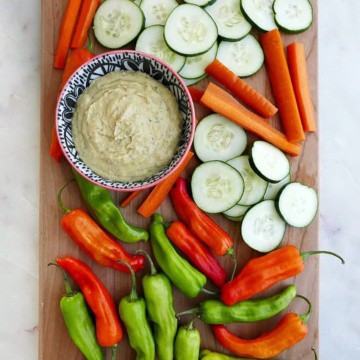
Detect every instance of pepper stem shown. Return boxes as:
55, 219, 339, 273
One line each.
201, 288, 219, 296
135, 250, 157, 276
301, 250, 345, 264
185, 317, 195, 331
312, 348, 318, 360
176, 308, 200, 319
111, 345, 117, 360
57, 179, 76, 214
117, 260, 138, 301
48, 263, 74, 296
85, 30, 94, 53
297, 295, 312, 324
226, 248, 237, 281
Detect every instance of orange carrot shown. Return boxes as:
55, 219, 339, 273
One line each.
121, 191, 141, 208
54, 0, 82, 69
201, 83, 301, 156
260, 29, 305, 142
188, 87, 204, 103
206, 59, 278, 118
287, 43, 316, 132
71, 0, 101, 49
138, 151, 194, 218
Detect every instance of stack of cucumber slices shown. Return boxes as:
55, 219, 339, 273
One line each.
192, 114, 318, 253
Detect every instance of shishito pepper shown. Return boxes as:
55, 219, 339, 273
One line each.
137, 250, 177, 360
174, 320, 201, 360
200, 350, 253, 360
177, 285, 296, 324
73, 170, 148, 244
49, 263, 104, 360
150, 214, 207, 298
118, 260, 155, 360
212, 296, 312, 359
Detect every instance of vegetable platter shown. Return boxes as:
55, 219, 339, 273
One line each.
40, 0, 319, 359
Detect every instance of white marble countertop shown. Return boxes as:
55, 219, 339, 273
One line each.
0, 0, 359, 358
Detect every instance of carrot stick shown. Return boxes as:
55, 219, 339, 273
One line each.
121, 191, 141, 208
287, 43, 316, 132
201, 83, 301, 156
138, 151, 194, 218
71, 0, 101, 49
54, 0, 82, 69
188, 87, 204, 103
206, 59, 278, 119
260, 29, 305, 142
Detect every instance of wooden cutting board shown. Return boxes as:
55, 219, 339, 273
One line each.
39, 1, 318, 359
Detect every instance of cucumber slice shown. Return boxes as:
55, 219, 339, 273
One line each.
133, 0, 141, 6
179, 42, 218, 79
264, 174, 291, 200
135, 25, 186, 72
184, 0, 217, 6
276, 182, 318, 228
241, 200, 286, 252
140, 0, 178, 27
217, 35, 264, 78
182, 74, 208, 86
273, 0, 313, 33
191, 161, 245, 213
249, 141, 290, 183
164, 4, 218, 56
194, 114, 247, 162
223, 204, 250, 218
227, 156, 268, 206
205, 0, 252, 41
241, 0, 277, 32
224, 214, 245, 222
94, 0, 144, 49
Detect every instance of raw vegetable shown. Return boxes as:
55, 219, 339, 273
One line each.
200, 349, 254, 359
120, 190, 141, 207
249, 141, 290, 183
183, 74, 207, 86
287, 42, 316, 132
260, 29, 305, 143
223, 204, 249, 219
204, 0, 252, 41
205, 59, 278, 118
118, 261, 156, 360
94, 0, 144, 49
188, 87, 205, 103
57, 257, 123, 348
273, 0, 313, 33
241, 200, 286, 252
167, 221, 227, 287
212, 296, 312, 359
71, 0, 101, 49
135, 25, 186, 72
241, 0, 277, 32
184, 0, 217, 7
221, 245, 345, 305
138, 151, 194, 218
53, 0, 82, 69
200, 82, 302, 156
191, 161, 245, 213
264, 174, 291, 200
227, 156, 268, 206
140, 0, 178, 27
50, 126, 63, 162
194, 114, 247, 162
217, 35, 264, 78
164, 4, 218, 56
276, 182, 318, 228
73, 171, 148, 243
174, 320, 201, 360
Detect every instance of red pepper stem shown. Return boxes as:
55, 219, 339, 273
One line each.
201, 288, 219, 296
226, 248, 238, 281
301, 250, 345, 264
85, 30, 94, 53
112, 345, 117, 360
176, 308, 200, 319
297, 295, 312, 324
135, 250, 157, 276
117, 260, 138, 301
312, 348, 318, 360
48, 263, 74, 296
57, 179, 76, 214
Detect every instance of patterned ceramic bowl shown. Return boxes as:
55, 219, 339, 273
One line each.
56, 50, 195, 191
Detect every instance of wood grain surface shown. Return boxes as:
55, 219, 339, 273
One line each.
40, 1, 319, 359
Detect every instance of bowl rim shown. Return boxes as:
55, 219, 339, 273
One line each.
55, 49, 196, 192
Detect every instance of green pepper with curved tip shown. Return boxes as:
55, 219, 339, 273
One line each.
118, 261, 155, 360
137, 250, 177, 360
200, 350, 253, 360
174, 320, 201, 360
73, 170, 148, 243
149, 214, 207, 298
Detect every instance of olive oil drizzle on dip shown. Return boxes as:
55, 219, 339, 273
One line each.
72, 71, 183, 182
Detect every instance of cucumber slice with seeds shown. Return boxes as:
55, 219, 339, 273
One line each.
241, 0, 277, 32
184, 0, 217, 7
264, 174, 291, 200
140, 0, 178, 27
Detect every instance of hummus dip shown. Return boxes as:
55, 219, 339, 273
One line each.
72, 71, 183, 182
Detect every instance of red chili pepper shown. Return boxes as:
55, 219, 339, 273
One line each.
166, 221, 227, 287
221, 245, 345, 305
58, 182, 145, 274
57, 256, 123, 348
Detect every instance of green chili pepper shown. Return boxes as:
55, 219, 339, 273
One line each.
118, 260, 155, 360
137, 250, 177, 360
73, 170, 148, 243
177, 286, 297, 324
200, 349, 253, 360
174, 320, 201, 360
149, 214, 207, 298
49, 264, 104, 360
